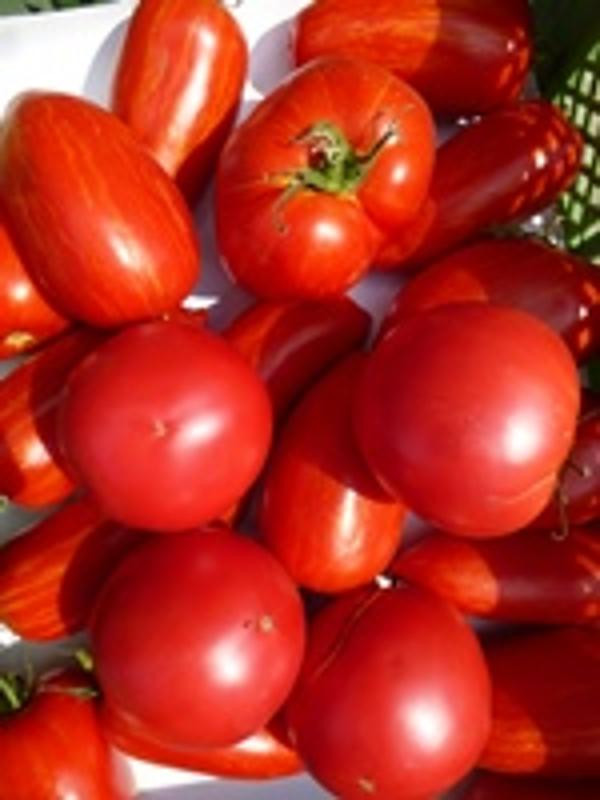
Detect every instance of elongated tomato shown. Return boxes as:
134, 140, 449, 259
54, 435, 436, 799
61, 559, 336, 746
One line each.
0, 93, 200, 327
113, 0, 247, 200
390, 527, 600, 625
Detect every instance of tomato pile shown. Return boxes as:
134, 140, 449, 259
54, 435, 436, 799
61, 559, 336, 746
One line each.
0, 1, 598, 799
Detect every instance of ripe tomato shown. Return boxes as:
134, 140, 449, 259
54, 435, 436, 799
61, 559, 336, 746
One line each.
390, 526, 600, 625
481, 627, 600, 776
463, 773, 600, 800
354, 304, 580, 537
377, 101, 583, 269
286, 585, 491, 799
91, 529, 306, 748
0, 93, 200, 327
216, 57, 434, 298
0, 497, 143, 641
0, 669, 132, 800
0, 221, 68, 360
113, 0, 247, 200
224, 297, 371, 417
295, 0, 533, 117
381, 238, 600, 363
260, 354, 405, 593
59, 320, 272, 531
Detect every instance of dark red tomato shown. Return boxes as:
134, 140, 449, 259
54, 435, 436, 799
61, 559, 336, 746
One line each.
91, 529, 306, 748
377, 101, 583, 269
381, 238, 600, 363
0, 497, 143, 641
481, 627, 600, 776
0, 669, 132, 800
260, 354, 405, 593
216, 57, 434, 299
0, 93, 200, 327
0, 221, 69, 359
286, 585, 491, 799
0, 329, 102, 509
224, 296, 371, 417
295, 0, 532, 117
462, 773, 600, 800
354, 304, 580, 537
390, 526, 600, 625
103, 704, 302, 779
113, 0, 247, 200
59, 320, 272, 531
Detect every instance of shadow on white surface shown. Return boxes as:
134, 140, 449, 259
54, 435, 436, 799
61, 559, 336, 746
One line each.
83, 16, 129, 106
139, 774, 330, 800
250, 17, 295, 97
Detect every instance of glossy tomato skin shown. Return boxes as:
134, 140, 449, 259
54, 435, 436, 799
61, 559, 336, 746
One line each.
390, 527, 600, 625
91, 529, 306, 749
462, 773, 600, 800
0, 221, 69, 359
0, 93, 200, 327
377, 101, 583, 269
354, 304, 580, 537
481, 627, 600, 776
260, 354, 405, 593
224, 297, 371, 417
0, 670, 132, 800
113, 0, 247, 200
0, 497, 143, 641
295, 0, 532, 117
0, 328, 102, 509
382, 238, 600, 363
216, 58, 434, 299
59, 320, 272, 531
286, 585, 491, 799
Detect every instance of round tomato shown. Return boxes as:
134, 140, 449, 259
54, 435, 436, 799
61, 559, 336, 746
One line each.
354, 304, 580, 537
59, 320, 272, 531
91, 529, 306, 748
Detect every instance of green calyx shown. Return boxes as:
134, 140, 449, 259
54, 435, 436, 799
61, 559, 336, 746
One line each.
0, 673, 30, 714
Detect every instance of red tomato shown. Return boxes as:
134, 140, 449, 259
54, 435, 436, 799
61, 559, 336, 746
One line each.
462, 773, 600, 800
224, 297, 371, 417
113, 0, 247, 200
91, 529, 306, 748
295, 0, 533, 117
260, 354, 405, 593
0, 669, 132, 800
59, 320, 272, 531
0, 497, 143, 641
0, 329, 102, 509
390, 527, 600, 625
0, 221, 69, 359
286, 585, 491, 799
354, 304, 580, 537
481, 627, 600, 776
0, 93, 200, 327
216, 57, 434, 298
381, 238, 600, 363
377, 101, 583, 269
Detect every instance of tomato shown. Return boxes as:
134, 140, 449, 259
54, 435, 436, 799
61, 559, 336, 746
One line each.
0, 329, 102, 509
481, 627, 600, 776
91, 528, 306, 748
390, 526, 600, 625
0, 221, 69, 360
0, 93, 200, 327
103, 704, 302, 780
295, 0, 532, 117
286, 585, 491, 799
224, 297, 371, 417
381, 238, 600, 363
216, 57, 434, 298
462, 773, 600, 800
354, 304, 580, 537
0, 497, 143, 641
112, 0, 247, 201
59, 320, 272, 531
377, 101, 583, 269
0, 669, 132, 800
259, 354, 405, 593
